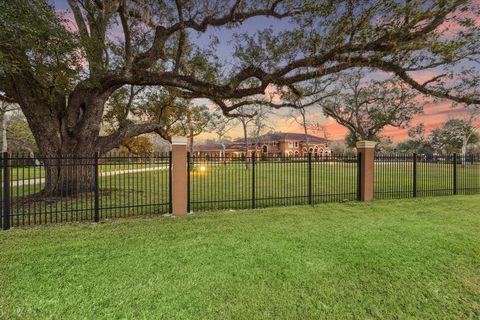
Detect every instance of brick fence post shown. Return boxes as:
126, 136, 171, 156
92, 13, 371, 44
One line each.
171, 136, 188, 216
356, 141, 377, 201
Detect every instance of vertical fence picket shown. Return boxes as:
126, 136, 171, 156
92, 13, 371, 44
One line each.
252, 153, 256, 209
94, 152, 100, 223
453, 153, 458, 195
413, 153, 417, 198
187, 152, 191, 213
357, 152, 362, 201
2, 152, 9, 230
308, 152, 312, 205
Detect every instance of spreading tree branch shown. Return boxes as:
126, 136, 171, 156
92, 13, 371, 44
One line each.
97, 122, 169, 153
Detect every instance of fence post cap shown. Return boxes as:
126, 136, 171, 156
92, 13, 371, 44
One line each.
171, 136, 188, 145
356, 141, 377, 149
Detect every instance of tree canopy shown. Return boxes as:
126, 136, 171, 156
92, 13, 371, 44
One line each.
431, 118, 479, 153
0, 0, 479, 157
320, 71, 424, 146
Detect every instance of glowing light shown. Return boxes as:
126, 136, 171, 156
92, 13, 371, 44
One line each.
199, 165, 206, 172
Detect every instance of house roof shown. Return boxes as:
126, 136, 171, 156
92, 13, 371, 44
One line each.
275, 132, 330, 143
194, 132, 331, 152
193, 144, 223, 152
192, 143, 245, 152
234, 132, 331, 144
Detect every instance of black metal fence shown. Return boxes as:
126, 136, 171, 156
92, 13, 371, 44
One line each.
375, 153, 480, 199
1, 151, 479, 230
1, 153, 171, 229
188, 153, 360, 212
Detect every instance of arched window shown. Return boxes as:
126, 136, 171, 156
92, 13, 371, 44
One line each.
262, 145, 268, 154
294, 150, 300, 157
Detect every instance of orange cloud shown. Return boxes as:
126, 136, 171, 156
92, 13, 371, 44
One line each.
278, 99, 469, 142
409, 71, 441, 84
197, 99, 470, 144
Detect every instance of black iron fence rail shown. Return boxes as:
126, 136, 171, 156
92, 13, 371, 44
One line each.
1, 151, 479, 230
188, 153, 360, 212
1, 152, 171, 229
375, 153, 480, 199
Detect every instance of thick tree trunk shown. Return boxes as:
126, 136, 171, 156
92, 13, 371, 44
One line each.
16, 88, 111, 197
7, 77, 160, 197
42, 159, 96, 196
35, 131, 99, 196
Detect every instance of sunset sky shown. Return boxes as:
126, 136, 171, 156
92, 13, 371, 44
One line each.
322, 101, 469, 141
196, 99, 470, 143
52, 0, 479, 143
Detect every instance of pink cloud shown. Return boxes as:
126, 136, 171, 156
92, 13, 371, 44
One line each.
437, 1, 480, 38
263, 84, 287, 104
283, 99, 470, 142
57, 9, 78, 33
409, 71, 441, 84
381, 100, 468, 141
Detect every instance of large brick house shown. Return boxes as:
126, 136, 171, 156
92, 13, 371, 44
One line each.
193, 132, 331, 158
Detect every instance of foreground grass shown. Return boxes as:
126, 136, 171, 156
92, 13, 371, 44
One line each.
1, 196, 479, 319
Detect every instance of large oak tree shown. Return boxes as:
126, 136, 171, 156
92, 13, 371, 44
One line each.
321, 71, 424, 147
0, 0, 479, 194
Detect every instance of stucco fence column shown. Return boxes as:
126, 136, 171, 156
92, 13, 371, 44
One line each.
171, 136, 188, 216
356, 141, 377, 202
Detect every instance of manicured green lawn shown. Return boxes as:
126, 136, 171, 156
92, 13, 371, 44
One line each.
375, 162, 480, 199
1, 196, 479, 319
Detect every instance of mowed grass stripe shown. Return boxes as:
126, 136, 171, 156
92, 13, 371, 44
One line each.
0, 196, 479, 319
